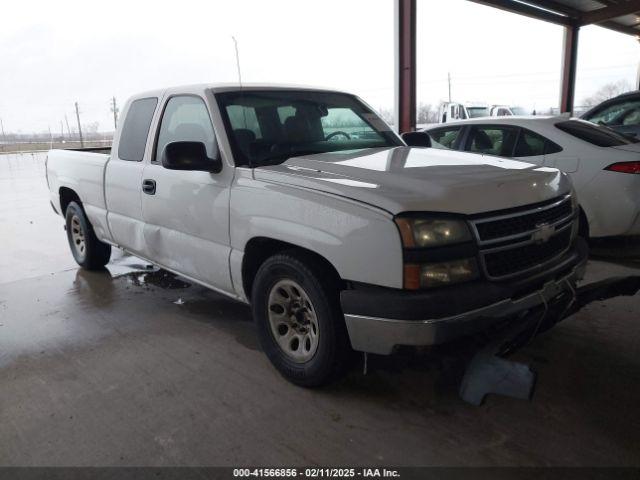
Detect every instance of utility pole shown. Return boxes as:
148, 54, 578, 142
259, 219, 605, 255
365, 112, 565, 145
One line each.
60, 120, 64, 140
447, 72, 452, 102
110, 97, 118, 131
48, 125, 53, 149
74, 102, 84, 148
65, 115, 72, 137
0, 118, 6, 142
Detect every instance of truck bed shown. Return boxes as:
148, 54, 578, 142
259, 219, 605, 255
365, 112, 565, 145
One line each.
68, 146, 112, 155
46, 148, 111, 240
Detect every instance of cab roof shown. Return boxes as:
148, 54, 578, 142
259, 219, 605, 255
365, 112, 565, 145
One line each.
129, 83, 353, 101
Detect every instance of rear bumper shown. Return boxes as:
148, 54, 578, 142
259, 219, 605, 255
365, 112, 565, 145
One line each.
341, 240, 588, 354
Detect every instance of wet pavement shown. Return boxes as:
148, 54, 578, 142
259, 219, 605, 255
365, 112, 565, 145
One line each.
1, 152, 639, 466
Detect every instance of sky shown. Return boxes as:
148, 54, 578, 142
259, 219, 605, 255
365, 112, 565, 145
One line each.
1, 0, 638, 133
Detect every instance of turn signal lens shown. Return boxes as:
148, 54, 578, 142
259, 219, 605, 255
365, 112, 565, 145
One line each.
403, 264, 421, 290
604, 162, 640, 174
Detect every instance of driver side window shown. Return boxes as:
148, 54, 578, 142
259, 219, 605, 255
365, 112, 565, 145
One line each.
155, 95, 217, 163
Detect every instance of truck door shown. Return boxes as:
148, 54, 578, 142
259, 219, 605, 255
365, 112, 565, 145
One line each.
104, 97, 158, 255
140, 94, 233, 294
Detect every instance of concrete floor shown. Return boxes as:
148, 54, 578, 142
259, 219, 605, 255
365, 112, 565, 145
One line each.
1, 152, 639, 466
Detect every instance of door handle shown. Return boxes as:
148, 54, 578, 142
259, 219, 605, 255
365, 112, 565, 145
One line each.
142, 179, 156, 195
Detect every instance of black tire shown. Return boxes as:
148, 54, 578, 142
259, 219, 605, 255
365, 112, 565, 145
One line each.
65, 201, 111, 270
251, 251, 350, 387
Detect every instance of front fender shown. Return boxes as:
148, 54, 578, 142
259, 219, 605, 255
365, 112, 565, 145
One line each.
230, 178, 404, 291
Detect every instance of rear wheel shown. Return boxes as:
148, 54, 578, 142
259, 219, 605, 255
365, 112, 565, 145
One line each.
65, 201, 111, 270
252, 252, 350, 387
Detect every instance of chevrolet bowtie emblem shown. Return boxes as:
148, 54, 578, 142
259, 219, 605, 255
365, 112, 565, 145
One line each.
531, 223, 555, 243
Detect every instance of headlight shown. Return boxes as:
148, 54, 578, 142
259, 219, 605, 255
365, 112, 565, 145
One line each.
395, 217, 472, 247
405, 258, 479, 289
395, 216, 477, 289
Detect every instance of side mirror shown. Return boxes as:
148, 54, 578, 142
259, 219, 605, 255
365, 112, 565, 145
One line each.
401, 131, 432, 148
161, 141, 222, 173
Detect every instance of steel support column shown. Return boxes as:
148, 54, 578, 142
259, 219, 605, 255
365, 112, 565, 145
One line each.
394, 0, 416, 133
559, 24, 579, 114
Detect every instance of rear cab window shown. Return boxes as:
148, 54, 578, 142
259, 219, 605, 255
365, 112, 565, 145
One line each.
555, 120, 639, 147
118, 97, 158, 161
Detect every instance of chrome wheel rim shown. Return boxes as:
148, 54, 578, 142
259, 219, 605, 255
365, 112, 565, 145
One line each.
267, 279, 319, 363
70, 214, 86, 260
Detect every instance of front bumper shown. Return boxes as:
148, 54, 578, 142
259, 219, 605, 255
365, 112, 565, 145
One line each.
341, 240, 588, 355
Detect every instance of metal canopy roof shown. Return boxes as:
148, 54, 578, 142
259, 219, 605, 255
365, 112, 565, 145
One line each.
469, 0, 640, 37
394, 0, 640, 134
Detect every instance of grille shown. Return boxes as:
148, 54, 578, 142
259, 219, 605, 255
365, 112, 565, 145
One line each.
483, 228, 572, 278
471, 195, 576, 280
475, 197, 573, 242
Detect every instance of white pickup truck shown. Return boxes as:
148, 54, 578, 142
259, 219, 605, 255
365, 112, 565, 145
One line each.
46, 84, 586, 386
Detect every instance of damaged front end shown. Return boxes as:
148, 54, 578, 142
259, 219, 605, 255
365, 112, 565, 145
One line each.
460, 274, 640, 405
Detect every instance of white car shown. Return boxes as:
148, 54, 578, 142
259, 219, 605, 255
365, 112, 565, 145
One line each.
423, 116, 640, 239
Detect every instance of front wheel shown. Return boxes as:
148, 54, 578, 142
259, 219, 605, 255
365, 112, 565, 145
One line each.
252, 252, 350, 387
65, 201, 111, 270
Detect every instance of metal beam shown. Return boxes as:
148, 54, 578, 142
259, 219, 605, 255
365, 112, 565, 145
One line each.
599, 20, 640, 36
467, 0, 640, 36
580, 1, 640, 25
394, 0, 416, 134
559, 25, 579, 114
467, 0, 575, 26
519, 0, 581, 18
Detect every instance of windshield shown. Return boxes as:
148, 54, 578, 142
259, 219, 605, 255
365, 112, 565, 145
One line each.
215, 90, 402, 167
583, 97, 640, 127
467, 107, 489, 118
510, 106, 528, 115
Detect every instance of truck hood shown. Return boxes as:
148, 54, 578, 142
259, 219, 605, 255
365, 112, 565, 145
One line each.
254, 147, 571, 215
